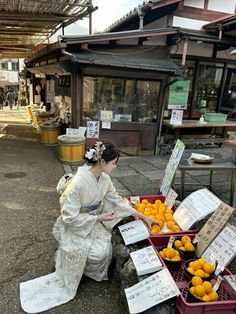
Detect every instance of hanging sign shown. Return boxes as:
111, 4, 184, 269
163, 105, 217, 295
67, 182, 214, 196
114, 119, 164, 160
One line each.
168, 79, 190, 110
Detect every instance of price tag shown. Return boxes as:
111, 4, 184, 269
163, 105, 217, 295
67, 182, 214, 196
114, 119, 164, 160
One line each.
164, 188, 178, 209
213, 275, 223, 292
167, 236, 175, 248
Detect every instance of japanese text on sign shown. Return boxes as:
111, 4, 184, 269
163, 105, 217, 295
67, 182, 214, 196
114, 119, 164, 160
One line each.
86, 121, 100, 138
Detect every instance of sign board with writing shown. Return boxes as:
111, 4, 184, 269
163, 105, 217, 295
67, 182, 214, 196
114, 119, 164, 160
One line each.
86, 121, 100, 138
170, 109, 183, 125
195, 202, 235, 256
130, 246, 162, 276
168, 79, 190, 110
160, 139, 185, 196
100, 110, 113, 121
173, 189, 221, 231
164, 188, 178, 209
66, 127, 86, 138
101, 121, 111, 129
202, 224, 236, 276
118, 219, 150, 245
124, 268, 180, 314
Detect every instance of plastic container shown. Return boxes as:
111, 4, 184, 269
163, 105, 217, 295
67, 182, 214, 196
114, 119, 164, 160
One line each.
149, 235, 236, 314
203, 113, 227, 122
129, 195, 198, 236
57, 135, 85, 163
39, 124, 60, 146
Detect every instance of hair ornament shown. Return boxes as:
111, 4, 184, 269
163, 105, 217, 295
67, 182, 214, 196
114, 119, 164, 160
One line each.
85, 141, 106, 162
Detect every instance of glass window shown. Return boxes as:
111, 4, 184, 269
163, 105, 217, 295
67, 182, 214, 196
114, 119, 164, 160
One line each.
193, 63, 223, 117
83, 76, 160, 123
221, 69, 236, 112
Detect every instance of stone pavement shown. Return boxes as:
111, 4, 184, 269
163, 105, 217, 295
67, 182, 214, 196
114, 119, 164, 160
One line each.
0, 106, 235, 314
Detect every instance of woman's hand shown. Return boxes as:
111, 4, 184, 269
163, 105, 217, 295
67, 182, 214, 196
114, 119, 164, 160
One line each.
134, 211, 159, 229
97, 212, 116, 222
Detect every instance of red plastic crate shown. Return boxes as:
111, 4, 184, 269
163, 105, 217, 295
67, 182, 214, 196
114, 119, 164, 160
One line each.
149, 235, 236, 314
128, 195, 198, 236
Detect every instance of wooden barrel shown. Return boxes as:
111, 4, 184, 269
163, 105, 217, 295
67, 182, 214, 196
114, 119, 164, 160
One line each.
39, 125, 60, 146
57, 135, 85, 163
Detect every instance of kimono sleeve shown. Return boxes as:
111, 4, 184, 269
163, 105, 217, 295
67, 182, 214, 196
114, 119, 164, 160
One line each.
59, 180, 97, 239
103, 177, 136, 218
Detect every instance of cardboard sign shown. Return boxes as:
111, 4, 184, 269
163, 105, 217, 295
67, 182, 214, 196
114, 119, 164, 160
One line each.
173, 189, 221, 231
124, 268, 180, 314
118, 219, 150, 245
130, 246, 162, 276
164, 188, 178, 209
202, 224, 236, 276
86, 121, 100, 138
195, 202, 235, 256
160, 139, 185, 196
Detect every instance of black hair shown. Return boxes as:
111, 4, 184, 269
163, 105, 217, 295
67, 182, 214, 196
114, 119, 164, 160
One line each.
84, 141, 120, 164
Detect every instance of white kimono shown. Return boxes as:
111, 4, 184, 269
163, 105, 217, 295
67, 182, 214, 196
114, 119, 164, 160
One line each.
20, 165, 136, 313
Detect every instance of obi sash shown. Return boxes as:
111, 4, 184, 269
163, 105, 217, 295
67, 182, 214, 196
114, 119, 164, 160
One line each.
80, 202, 101, 214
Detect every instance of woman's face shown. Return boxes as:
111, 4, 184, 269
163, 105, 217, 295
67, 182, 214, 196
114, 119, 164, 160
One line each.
101, 157, 118, 175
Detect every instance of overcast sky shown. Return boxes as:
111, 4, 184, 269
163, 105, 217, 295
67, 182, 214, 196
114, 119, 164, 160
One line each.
83, 0, 143, 32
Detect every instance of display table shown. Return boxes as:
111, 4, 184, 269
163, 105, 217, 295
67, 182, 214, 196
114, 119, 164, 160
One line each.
162, 119, 236, 146
176, 150, 236, 206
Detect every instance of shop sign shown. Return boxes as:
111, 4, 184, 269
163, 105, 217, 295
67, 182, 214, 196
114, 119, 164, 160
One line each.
168, 79, 190, 110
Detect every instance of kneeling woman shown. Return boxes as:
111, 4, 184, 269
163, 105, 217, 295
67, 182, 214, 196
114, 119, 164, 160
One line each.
20, 141, 159, 313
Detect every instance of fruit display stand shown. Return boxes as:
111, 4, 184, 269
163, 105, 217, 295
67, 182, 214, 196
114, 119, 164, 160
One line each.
149, 235, 236, 314
129, 195, 198, 236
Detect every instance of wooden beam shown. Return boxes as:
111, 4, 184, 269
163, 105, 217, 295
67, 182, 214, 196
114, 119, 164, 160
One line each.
150, 0, 182, 10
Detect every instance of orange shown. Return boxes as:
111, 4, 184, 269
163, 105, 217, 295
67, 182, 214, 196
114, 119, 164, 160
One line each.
198, 258, 207, 266
179, 246, 186, 251
208, 290, 218, 301
189, 286, 195, 295
174, 240, 183, 248
171, 255, 181, 261
195, 285, 206, 297
165, 248, 176, 259
141, 199, 149, 205
159, 250, 165, 258
156, 214, 165, 222
184, 242, 195, 251
166, 221, 175, 229
192, 260, 203, 270
191, 276, 203, 286
181, 235, 191, 244
171, 225, 181, 232
202, 295, 210, 302
165, 213, 174, 221
195, 269, 206, 278
134, 202, 140, 209
203, 263, 215, 274
187, 267, 195, 275
151, 209, 158, 215
154, 199, 162, 205
166, 208, 173, 214
202, 281, 212, 294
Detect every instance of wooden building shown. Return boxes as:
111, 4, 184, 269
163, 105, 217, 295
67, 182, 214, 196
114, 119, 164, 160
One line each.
25, 0, 236, 154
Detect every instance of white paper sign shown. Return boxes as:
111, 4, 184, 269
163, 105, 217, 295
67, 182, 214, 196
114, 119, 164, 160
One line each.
173, 189, 221, 230
118, 220, 150, 245
100, 110, 113, 121
130, 246, 162, 276
164, 188, 178, 209
170, 110, 183, 125
86, 121, 100, 138
66, 127, 86, 137
102, 121, 111, 129
125, 268, 180, 314
202, 224, 236, 276
160, 139, 185, 196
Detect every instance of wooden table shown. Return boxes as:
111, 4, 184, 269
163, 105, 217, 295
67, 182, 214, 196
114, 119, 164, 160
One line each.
177, 150, 236, 206
163, 119, 236, 145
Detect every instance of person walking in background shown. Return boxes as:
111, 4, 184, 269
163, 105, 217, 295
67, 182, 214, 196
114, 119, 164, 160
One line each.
6, 89, 14, 109
0, 89, 4, 110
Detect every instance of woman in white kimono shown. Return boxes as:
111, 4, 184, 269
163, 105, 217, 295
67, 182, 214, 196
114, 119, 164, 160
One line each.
20, 141, 159, 313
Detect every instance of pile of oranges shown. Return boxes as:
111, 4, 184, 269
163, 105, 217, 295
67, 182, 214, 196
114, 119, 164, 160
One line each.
174, 235, 196, 252
189, 275, 219, 302
186, 257, 215, 278
159, 247, 182, 262
133, 198, 181, 234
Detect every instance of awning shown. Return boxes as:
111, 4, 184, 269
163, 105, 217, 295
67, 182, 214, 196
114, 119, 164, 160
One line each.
71, 51, 180, 74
